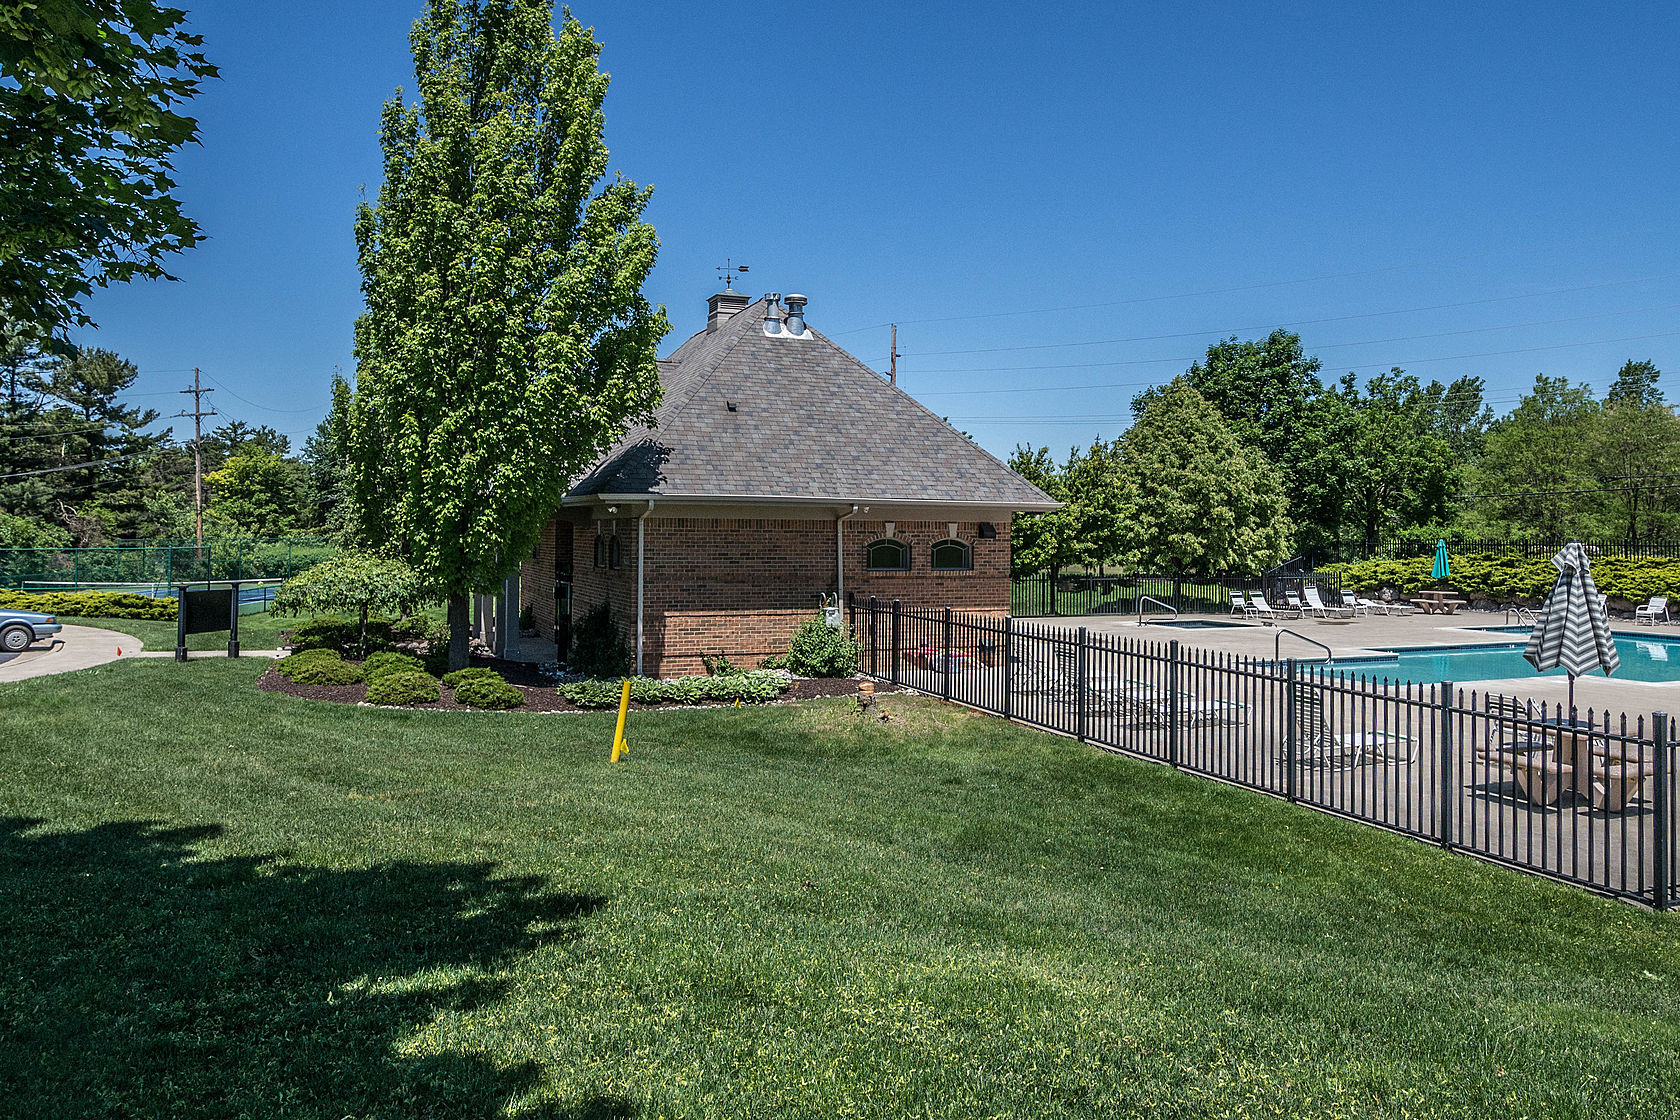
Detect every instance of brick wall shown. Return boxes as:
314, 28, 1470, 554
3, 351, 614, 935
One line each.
521, 511, 1012, 677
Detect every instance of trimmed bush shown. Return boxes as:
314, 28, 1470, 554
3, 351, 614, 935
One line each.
452, 673, 525, 709
361, 650, 429, 681
442, 666, 500, 689
365, 669, 441, 706
0, 589, 174, 621
784, 614, 860, 678
275, 649, 364, 686
288, 615, 396, 655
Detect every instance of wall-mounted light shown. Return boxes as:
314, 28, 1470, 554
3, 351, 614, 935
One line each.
978, 522, 997, 539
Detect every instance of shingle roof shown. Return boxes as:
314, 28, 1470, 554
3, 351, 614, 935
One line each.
566, 297, 1058, 510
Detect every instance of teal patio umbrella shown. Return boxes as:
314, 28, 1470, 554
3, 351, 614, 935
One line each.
1431, 539, 1450, 583
1523, 542, 1619, 714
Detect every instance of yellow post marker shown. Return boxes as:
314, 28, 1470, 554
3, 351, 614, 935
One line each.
610, 678, 632, 762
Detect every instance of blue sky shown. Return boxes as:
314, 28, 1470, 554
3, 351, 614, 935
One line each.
76, 1, 1680, 461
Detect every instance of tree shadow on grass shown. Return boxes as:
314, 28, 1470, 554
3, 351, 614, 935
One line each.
0, 817, 621, 1119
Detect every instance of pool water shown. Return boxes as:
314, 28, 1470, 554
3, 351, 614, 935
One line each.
1329, 632, 1680, 685
1152, 619, 1251, 629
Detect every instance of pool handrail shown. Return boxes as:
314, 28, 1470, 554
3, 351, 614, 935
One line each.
1137, 595, 1178, 627
1275, 627, 1333, 665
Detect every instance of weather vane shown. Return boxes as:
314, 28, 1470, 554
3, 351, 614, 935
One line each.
716, 259, 749, 290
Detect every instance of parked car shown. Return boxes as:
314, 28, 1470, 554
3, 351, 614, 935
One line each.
0, 609, 62, 653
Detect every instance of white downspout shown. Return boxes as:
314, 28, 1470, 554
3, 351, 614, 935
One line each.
837, 504, 859, 601
636, 499, 653, 677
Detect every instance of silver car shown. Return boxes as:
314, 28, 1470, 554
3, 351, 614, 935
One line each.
0, 609, 62, 653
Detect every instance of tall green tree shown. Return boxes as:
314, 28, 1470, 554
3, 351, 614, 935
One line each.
1471, 375, 1602, 535
1135, 330, 1340, 553
1594, 361, 1678, 541
303, 372, 357, 540
349, 1, 667, 668
0, 1, 217, 339
1115, 380, 1291, 575
1333, 370, 1458, 555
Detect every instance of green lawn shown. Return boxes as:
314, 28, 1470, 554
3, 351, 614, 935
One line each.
2, 659, 1678, 1118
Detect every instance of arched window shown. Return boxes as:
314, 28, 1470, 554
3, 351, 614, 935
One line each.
930, 538, 972, 571
865, 538, 909, 571
593, 536, 606, 568
608, 535, 623, 570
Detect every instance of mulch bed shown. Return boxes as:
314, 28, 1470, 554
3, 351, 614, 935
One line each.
256, 658, 899, 713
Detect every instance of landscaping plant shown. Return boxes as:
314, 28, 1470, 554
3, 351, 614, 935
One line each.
360, 651, 430, 682
364, 669, 441, 706
273, 554, 428, 657
451, 673, 525, 709
274, 650, 364, 686
784, 614, 860, 678
567, 603, 631, 678
0, 589, 174, 621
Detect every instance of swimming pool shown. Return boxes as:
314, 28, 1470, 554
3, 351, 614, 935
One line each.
1325, 631, 1680, 685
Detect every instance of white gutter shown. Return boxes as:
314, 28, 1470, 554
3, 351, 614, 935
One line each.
836, 504, 859, 600
636, 499, 653, 676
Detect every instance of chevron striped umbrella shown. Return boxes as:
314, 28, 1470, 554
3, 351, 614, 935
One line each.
1523, 541, 1619, 712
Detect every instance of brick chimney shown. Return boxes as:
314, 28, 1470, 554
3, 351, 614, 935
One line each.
707, 289, 751, 332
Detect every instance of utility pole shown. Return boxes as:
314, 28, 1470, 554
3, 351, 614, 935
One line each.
889, 324, 900, 386
174, 368, 215, 546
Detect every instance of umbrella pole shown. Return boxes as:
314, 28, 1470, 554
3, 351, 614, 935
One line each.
1568, 672, 1576, 719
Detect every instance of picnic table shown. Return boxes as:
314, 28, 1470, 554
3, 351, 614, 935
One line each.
1543, 719, 1657, 813
1409, 589, 1468, 615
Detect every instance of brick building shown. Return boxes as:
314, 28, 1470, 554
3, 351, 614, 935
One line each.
517, 288, 1056, 677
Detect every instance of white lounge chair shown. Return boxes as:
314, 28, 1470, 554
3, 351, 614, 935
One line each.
1340, 591, 1368, 616
1356, 596, 1414, 617
1634, 596, 1669, 626
1230, 590, 1256, 618
1252, 591, 1300, 620
1304, 586, 1355, 618
1297, 689, 1416, 768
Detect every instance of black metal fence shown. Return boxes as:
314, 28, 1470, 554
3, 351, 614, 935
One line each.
850, 596, 1678, 908
0, 538, 336, 591
1011, 571, 1343, 618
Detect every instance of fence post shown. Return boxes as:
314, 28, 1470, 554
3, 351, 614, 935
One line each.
1075, 626, 1088, 743
941, 607, 953, 703
890, 599, 901, 687
1439, 681, 1456, 851
1168, 639, 1180, 768
1655, 712, 1672, 911
1284, 658, 1298, 803
1002, 615, 1013, 722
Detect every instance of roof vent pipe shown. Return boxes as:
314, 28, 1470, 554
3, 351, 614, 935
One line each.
762, 293, 783, 337
783, 293, 807, 337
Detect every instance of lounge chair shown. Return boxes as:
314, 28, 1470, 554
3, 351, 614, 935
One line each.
1230, 590, 1256, 618
1340, 591, 1368, 616
1285, 590, 1307, 614
1303, 586, 1356, 618
1252, 591, 1300, 620
1296, 688, 1416, 768
1634, 596, 1669, 626
1356, 596, 1414, 617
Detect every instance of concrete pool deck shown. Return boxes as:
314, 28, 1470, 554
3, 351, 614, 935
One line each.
1020, 609, 1680, 717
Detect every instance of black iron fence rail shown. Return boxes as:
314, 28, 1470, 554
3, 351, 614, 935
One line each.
850, 595, 1678, 908
1011, 571, 1342, 618
1325, 538, 1680, 564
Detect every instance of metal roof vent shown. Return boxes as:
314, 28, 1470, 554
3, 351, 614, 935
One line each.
762, 293, 783, 337
783, 293, 807, 337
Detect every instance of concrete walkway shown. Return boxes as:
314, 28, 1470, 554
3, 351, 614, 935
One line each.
0, 624, 138, 683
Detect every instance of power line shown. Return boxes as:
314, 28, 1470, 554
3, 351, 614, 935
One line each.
198, 368, 325, 414
918, 330, 1680, 400
174, 369, 215, 546
821, 226, 1680, 338
0, 450, 151, 480
892, 274, 1680, 359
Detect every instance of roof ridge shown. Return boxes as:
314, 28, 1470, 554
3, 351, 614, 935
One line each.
652, 301, 764, 435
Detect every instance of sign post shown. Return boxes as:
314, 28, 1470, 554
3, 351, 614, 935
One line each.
174, 584, 239, 661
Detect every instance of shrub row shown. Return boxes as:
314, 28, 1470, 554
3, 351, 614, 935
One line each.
366, 670, 441, 706
274, 648, 365, 686
561, 670, 792, 709
1325, 553, 1680, 604
0, 589, 176, 620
